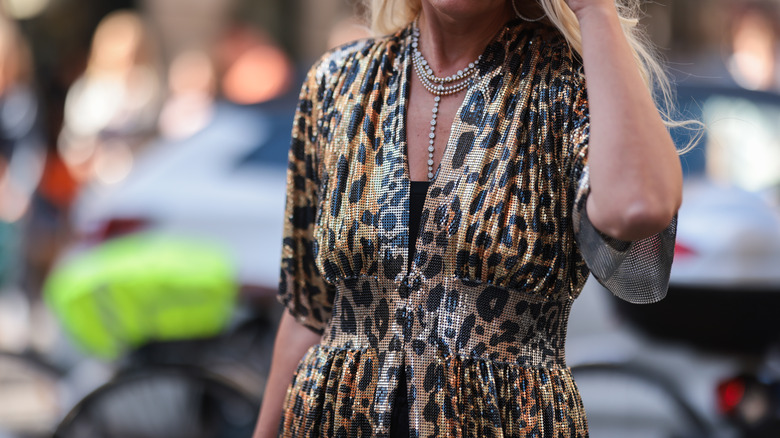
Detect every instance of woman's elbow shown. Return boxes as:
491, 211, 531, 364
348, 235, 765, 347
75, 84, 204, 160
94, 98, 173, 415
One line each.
587, 194, 680, 242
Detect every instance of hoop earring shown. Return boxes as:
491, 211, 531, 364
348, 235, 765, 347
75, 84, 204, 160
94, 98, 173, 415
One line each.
512, 0, 545, 22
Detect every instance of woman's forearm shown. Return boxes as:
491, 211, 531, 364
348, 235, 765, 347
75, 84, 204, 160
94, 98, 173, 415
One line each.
574, 3, 683, 241
253, 311, 322, 438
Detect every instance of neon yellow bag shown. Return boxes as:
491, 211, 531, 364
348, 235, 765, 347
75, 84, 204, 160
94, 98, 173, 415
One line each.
44, 233, 237, 359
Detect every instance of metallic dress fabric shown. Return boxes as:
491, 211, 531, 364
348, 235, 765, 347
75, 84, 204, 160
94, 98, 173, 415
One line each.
277, 19, 675, 438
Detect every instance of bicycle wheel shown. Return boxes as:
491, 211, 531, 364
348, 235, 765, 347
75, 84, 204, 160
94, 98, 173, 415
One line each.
53, 366, 259, 438
572, 362, 713, 438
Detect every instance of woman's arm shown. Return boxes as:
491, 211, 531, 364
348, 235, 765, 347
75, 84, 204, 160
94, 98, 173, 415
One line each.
570, 1, 683, 241
252, 311, 322, 438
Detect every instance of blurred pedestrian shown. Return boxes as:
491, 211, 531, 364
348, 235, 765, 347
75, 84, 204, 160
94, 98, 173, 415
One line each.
57, 10, 162, 185
254, 0, 683, 436
157, 50, 216, 140
0, 14, 44, 224
0, 14, 45, 288
726, 1, 780, 91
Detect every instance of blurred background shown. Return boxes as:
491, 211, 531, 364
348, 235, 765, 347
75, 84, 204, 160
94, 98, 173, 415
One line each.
0, 0, 778, 437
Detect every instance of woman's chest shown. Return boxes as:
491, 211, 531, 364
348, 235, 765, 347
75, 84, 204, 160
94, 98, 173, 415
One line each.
313, 88, 576, 295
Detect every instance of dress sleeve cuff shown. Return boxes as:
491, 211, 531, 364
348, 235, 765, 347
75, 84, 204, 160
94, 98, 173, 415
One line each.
572, 166, 677, 304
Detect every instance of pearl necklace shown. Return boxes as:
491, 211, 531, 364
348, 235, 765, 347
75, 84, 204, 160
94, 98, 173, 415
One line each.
411, 25, 481, 180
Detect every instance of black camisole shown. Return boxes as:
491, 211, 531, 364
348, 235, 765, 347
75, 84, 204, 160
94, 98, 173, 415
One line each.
407, 180, 430, 268
392, 180, 429, 437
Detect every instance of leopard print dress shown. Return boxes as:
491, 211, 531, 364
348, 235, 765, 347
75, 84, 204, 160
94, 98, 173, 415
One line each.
276, 19, 675, 438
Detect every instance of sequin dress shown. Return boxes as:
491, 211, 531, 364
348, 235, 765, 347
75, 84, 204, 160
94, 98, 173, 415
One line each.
276, 19, 675, 438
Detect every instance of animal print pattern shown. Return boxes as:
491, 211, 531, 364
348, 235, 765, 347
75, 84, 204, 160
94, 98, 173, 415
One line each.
277, 18, 673, 437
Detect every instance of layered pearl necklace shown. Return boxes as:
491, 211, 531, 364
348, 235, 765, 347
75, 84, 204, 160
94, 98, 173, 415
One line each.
411, 25, 481, 180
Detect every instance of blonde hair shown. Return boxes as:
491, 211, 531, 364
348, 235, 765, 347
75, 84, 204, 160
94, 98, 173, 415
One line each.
362, 0, 698, 152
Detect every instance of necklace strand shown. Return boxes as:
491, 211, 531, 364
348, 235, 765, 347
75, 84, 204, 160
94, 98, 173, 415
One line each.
411, 25, 481, 180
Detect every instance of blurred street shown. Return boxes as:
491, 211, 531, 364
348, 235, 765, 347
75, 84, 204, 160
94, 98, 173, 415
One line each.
0, 0, 779, 437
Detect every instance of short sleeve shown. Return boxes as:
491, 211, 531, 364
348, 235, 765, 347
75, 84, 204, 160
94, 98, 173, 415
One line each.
566, 81, 676, 304
277, 64, 335, 333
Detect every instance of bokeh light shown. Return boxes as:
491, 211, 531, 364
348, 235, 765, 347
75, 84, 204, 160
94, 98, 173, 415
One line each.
1, 0, 50, 20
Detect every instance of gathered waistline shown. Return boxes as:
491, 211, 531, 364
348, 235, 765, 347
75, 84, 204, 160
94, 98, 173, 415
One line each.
323, 275, 572, 368
310, 342, 570, 370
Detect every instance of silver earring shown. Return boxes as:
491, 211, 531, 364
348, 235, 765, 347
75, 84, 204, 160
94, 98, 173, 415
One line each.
512, 0, 546, 22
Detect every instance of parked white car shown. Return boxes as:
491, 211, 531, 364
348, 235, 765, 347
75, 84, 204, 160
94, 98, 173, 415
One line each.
68, 96, 296, 294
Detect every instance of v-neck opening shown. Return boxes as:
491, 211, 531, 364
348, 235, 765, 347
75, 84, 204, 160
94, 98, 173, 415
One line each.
399, 19, 522, 188
398, 22, 492, 275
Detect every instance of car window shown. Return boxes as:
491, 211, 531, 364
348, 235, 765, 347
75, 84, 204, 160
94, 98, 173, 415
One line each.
702, 95, 780, 192
674, 87, 780, 195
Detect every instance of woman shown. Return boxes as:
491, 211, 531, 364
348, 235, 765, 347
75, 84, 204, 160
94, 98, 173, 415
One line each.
254, 0, 682, 436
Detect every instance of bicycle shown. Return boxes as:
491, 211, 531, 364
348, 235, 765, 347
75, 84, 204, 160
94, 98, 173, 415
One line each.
45, 233, 278, 438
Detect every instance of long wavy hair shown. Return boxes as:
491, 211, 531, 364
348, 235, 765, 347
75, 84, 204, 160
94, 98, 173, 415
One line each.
361, 0, 697, 151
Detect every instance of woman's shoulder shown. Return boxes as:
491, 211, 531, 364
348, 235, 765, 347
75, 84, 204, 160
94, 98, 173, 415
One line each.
305, 29, 406, 88
502, 20, 583, 80
310, 39, 374, 80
